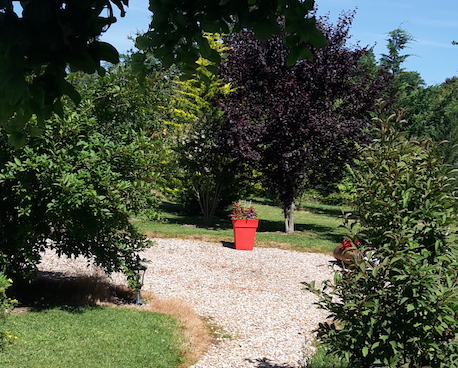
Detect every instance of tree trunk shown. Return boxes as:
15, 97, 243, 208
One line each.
194, 180, 223, 227
284, 201, 295, 234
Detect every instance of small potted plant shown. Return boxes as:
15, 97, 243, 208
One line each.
231, 201, 259, 250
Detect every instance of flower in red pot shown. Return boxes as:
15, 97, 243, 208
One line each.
231, 203, 258, 220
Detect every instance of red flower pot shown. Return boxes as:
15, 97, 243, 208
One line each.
232, 219, 259, 250
333, 246, 354, 265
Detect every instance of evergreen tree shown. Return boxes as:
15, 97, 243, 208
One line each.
380, 28, 414, 76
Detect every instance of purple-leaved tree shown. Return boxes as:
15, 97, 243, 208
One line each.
219, 11, 392, 233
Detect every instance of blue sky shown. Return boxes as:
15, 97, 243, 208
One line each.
101, 0, 458, 86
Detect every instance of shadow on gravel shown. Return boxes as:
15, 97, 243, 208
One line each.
9, 272, 135, 310
221, 241, 235, 249
246, 357, 296, 368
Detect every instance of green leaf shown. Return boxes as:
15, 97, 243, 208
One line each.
371, 341, 380, 350
199, 18, 224, 33
253, 20, 279, 41
53, 99, 64, 118
8, 77, 28, 106
8, 132, 27, 149
286, 46, 313, 66
283, 34, 299, 49
89, 41, 120, 64
135, 36, 150, 51
207, 49, 222, 65
28, 126, 43, 137
59, 80, 81, 105
199, 38, 212, 59
162, 53, 176, 68
307, 27, 328, 49
362, 346, 369, 357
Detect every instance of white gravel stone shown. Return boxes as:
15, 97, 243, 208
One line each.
38, 238, 334, 368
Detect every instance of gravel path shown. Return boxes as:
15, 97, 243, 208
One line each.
38, 238, 334, 368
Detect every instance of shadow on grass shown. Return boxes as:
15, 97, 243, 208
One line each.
299, 205, 348, 218
159, 202, 232, 229
252, 198, 349, 218
257, 219, 339, 236
10, 272, 135, 311
258, 220, 342, 243
160, 202, 340, 234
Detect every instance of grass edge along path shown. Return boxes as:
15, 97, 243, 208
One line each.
2, 293, 211, 368
141, 292, 212, 367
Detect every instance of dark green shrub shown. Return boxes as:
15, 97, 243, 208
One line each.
307, 110, 458, 368
0, 98, 160, 280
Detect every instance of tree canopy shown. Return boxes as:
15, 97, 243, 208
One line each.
0, 0, 326, 146
380, 28, 414, 76
400, 77, 458, 165
218, 12, 392, 233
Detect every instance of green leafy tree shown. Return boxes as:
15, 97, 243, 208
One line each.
308, 108, 458, 368
0, 65, 169, 281
398, 77, 458, 166
68, 60, 173, 218
166, 34, 252, 225
0, 0, 326, 144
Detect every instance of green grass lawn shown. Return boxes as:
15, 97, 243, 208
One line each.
135, 199, 350, 254
1, 306, 185, 368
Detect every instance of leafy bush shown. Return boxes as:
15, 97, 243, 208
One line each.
307, 110, 458, 368
0, 65, 168, 280
0, 275, 17, 350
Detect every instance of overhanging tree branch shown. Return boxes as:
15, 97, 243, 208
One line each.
0, 0, 327, 147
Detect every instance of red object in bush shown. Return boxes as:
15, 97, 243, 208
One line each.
232, 219, 259, 250
333, 238, 360, 264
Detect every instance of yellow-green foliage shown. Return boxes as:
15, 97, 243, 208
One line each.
169, 33, 234, 136
165, 33, 247, 225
